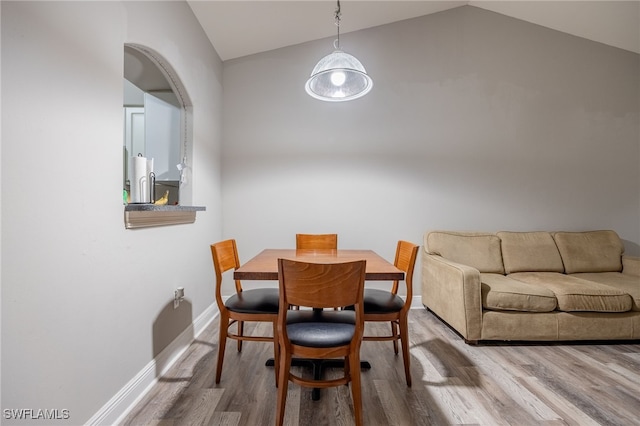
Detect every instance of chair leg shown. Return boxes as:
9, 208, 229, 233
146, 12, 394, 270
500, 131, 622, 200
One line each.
215, 313, 229, 384
275, 351, 291, 426
237, 321, 244, 352
391, 321, 399, 354
348, 352, 364, 426
273, 323, 280, 387
399, 315, 412, 387
343, 355, 350, 378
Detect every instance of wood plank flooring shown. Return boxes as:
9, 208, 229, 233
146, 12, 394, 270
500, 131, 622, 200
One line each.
121, 309, 640, 425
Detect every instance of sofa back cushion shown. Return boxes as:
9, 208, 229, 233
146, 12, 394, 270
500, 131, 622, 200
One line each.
497, 231, 564, 274
553, 230, 623, 273
425, 231, 504, 274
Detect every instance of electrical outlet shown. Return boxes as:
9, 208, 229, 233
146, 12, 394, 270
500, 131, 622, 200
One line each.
174, 287, 185, 309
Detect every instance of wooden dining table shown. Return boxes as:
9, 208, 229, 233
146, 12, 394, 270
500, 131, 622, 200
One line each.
233, 248, 405, 281
234, 248, 404, 400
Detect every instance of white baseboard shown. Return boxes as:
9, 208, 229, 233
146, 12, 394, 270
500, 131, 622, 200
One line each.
410, 295, 423, 309
86, 303, 218, 426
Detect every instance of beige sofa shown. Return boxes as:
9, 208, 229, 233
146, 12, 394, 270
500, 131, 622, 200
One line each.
422, 230, 640, 344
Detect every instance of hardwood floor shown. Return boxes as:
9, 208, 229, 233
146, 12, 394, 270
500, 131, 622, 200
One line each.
121, 309, 640, 425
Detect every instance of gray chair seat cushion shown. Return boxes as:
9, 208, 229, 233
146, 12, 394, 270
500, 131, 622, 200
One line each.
225, 288, 279, 314
286, 310, 356, 348
362, 289, 404, 313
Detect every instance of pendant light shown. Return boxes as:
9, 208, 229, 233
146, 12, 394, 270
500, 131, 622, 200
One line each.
305, 0, 373, 102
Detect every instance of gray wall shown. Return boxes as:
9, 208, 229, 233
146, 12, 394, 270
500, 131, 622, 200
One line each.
222, 6, 640, 293
1, 1, 222, 424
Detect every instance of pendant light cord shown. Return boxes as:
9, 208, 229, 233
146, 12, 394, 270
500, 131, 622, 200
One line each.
334, 0, 341, 50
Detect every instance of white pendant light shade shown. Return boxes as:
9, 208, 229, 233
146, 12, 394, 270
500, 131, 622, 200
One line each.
305, 0, 373, 102
305, 50, 373, 102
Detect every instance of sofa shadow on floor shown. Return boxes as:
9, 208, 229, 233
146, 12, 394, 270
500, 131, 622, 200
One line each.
412, 337, 480, 386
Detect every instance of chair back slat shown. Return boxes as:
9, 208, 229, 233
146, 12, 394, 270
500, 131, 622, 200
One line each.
391, 241, 419, 295
295, 233, 338, 250
210, 239, 242, 294
278, 259, 365, 309
211, 239, 240, 274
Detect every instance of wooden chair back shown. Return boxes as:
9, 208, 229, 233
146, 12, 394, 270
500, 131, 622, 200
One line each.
210, 239, 243, 300
391, 240, 419, 298
295, 233, 338, 250
278, 259, 365, 310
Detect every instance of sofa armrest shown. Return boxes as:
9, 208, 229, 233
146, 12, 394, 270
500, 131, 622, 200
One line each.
622, 255, 640, 277
421, 251, 483, 341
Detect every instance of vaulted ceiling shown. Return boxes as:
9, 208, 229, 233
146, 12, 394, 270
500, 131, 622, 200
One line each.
187, 1, 640, 61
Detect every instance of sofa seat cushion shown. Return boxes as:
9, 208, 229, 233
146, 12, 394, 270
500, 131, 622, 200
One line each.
510, 272, 632, 313
497, 231, 564, 273
553, 230, 623, 273
572, 272, 640, 312
481, 273, 557, 312
426, 231, 504, 274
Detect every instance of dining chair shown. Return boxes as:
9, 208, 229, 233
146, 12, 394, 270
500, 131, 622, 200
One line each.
361, 240, 419, 387
295, 233, 338, 250
275, 259, 366, 426
293, 233, 338, 311
210, 239, 279, 384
